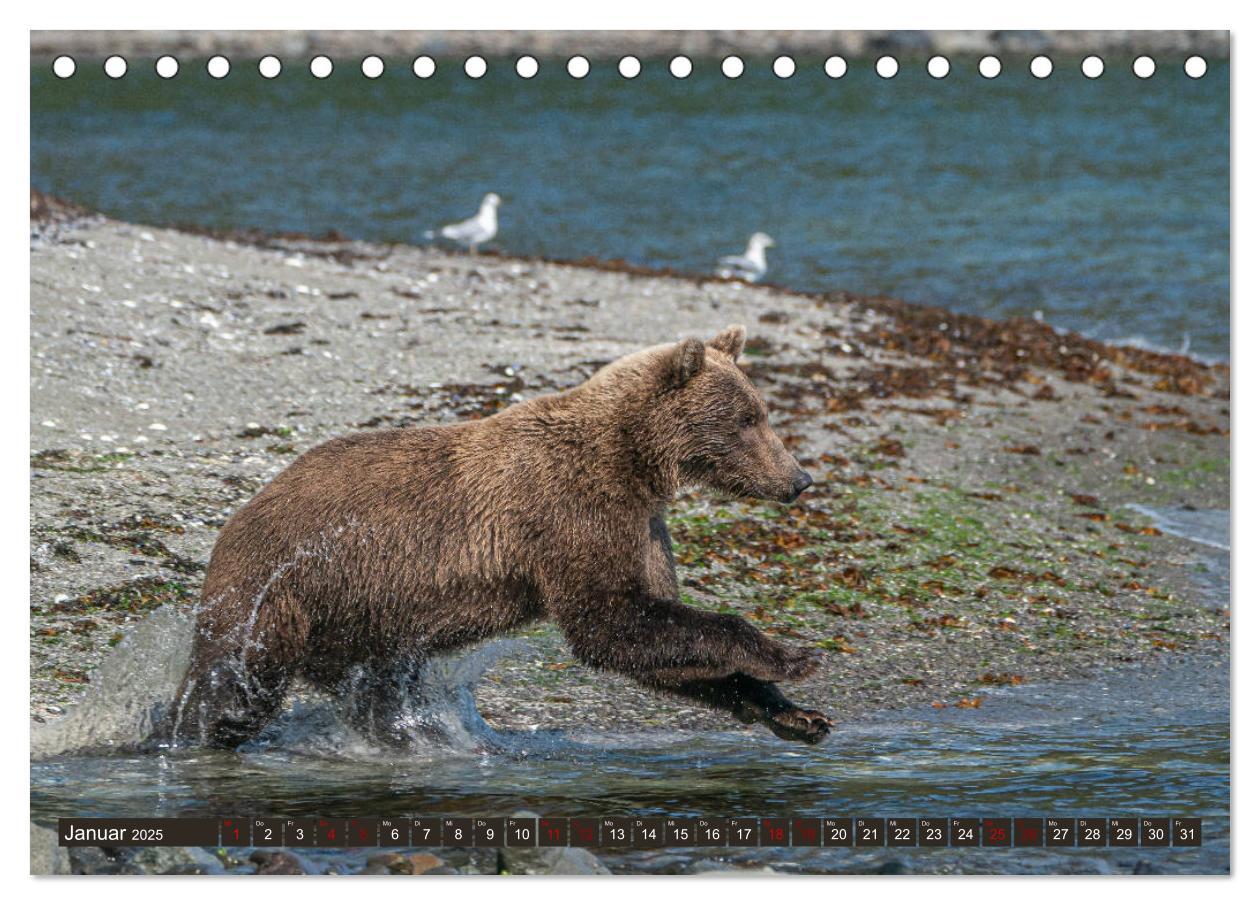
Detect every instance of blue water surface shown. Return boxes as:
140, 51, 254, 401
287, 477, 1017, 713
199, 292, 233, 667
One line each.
31, 57, 1229, 357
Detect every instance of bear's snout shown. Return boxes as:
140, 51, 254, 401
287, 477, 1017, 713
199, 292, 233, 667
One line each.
784, 470, 813, 503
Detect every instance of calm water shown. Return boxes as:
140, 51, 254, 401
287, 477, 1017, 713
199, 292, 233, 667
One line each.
30, 58, 1229, 358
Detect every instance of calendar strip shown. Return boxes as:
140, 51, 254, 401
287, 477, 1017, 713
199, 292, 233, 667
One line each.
56, 817, 1203, 848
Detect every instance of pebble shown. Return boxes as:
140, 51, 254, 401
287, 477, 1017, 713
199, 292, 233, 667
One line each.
249, 849, 305, 874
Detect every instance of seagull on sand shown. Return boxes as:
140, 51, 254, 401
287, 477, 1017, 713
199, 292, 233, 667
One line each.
716, 232, 775, 282
439, 192, 500, 253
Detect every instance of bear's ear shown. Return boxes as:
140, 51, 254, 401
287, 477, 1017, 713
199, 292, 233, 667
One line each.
707, 324, 747, 361
670, 338, 707, 387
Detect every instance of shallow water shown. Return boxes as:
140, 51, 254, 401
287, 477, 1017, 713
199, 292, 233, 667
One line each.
1130, 505, 1229, 609
30, 58, 1229, 358
30, 506, 1231, 874
30, 654, 1229, 873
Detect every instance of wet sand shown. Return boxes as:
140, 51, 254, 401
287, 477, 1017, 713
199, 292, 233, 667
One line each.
30, 195, 1229, 740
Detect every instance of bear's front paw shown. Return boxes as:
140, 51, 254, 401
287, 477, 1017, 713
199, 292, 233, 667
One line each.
767, 706, 834, 745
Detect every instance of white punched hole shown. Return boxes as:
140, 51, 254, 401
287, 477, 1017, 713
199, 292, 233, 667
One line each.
259, 56, 282, 79
464, 56, 487, 79
1184, 55, 1208, 79
361, 56, 385, 79
721, 55, 744, 79
567, 56, 590, 79
824, 56, 847, 79
1132, 56, 1156, 79
516, 56, 539, 79
155, 55, 179, 79
1082, 56, 1105, 79
876, 56, 899, 79
773, 55, 796, 79
104, 55, 128, 79
1030, 56, 1053, 79
207, 56, 230, 79
926, 55, 950, 79
52, 55, 76, 78
979, 55, 1002, 78
310, 56, 333, 79
618, 56, 641, 79
412, 56, 436, 79
670, 56, 692, 78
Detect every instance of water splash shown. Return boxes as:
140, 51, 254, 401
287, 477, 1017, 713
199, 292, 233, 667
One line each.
30, 605, 196, 760
31, 603, 550, 761
241, 640, 547, 760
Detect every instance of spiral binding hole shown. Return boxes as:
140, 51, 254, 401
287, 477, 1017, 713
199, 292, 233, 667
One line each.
516, 56, 540, 79
206, 56, 230, 79
42, 52, 1215, 82
259, 56, 282, 79
412, 56, 436, 79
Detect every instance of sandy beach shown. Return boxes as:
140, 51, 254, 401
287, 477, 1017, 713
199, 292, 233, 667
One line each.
29, 192, 1229, 739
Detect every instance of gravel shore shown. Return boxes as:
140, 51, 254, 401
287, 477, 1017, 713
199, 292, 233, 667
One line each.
30, 194, 1229, 739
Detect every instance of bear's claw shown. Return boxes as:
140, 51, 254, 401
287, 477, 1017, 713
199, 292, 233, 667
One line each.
768, 706, 834, 744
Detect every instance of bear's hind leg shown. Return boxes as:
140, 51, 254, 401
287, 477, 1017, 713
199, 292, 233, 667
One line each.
307, 658, 428, 749
164, 644, 293, 749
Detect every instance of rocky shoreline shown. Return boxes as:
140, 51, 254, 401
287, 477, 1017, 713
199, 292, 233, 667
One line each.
31, 29, 1229, 63
30, 191, 1228, 736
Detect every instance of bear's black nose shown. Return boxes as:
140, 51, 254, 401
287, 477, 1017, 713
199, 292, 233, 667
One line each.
787, 470, 813, 501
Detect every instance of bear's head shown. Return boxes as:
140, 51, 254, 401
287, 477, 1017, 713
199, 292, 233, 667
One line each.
657, 324, 813, 504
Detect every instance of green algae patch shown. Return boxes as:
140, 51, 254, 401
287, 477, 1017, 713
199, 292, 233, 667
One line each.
46, 577, 196, 617
667, 473, 1216, 667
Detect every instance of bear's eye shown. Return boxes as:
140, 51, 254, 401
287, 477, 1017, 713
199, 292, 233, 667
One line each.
740, 413, 758, 429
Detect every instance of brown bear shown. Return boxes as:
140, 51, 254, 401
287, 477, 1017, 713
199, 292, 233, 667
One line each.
165, 325, 833, 749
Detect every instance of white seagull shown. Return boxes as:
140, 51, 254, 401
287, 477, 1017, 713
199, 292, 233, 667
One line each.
439, 192, 500, 253
716, 232, 776, 282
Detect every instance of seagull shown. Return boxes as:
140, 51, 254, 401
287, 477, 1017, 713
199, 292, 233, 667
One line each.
716, 232, 775, 282
439, 192, 500, 253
